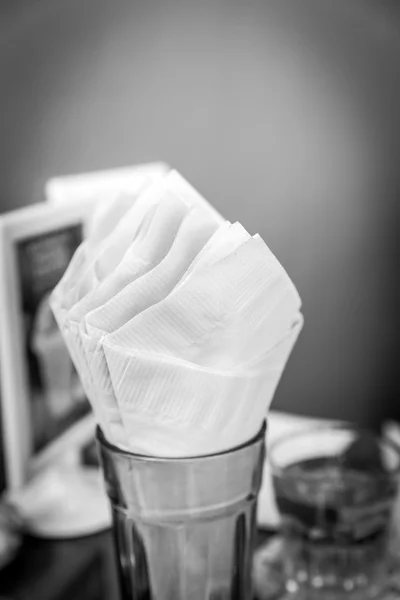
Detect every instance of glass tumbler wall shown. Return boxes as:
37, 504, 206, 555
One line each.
96, 425, 265, 600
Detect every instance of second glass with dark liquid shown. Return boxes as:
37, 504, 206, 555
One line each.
270, 427, 400, 598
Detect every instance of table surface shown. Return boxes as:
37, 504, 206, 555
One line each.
0, 529, 120, 600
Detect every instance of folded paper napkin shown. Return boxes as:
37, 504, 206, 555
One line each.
50, 169, 303, 456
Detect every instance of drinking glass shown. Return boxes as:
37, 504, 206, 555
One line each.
269, 425, 400, 599
96, 424, 265, 600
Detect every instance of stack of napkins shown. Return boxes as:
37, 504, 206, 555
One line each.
50, 170, 303, 456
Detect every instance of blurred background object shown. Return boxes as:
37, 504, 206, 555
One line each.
0, 166, 168, 538
0, 500, 22, 571
0, 0, 399, 425
0, 200, 110, 538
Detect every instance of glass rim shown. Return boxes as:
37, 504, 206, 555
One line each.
268, 422, 400, 480
96, 420, 266, 464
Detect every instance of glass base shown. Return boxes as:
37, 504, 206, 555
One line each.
253, 536, 400, 600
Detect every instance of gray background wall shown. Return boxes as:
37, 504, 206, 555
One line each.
1, 0, 399, 425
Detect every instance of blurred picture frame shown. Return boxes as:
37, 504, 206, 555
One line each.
0, 162, 170, 492
45, 161, 170, 205
0, 200, 97, 490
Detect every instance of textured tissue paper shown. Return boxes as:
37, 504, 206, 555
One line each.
50, 169, 303, 457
